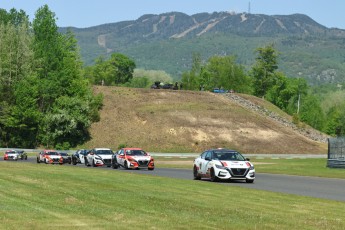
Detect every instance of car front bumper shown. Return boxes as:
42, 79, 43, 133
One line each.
216, 168, 255, 180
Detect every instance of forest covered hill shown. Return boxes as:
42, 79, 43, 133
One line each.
60, 12, 345, 85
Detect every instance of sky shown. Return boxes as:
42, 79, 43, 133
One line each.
1, 0, 345, 29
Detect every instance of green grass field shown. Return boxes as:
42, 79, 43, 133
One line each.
0, 161, 344, 229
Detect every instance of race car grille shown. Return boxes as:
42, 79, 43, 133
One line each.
53, 158, 60, 162
138, 160, 149, 166
103, 159, 111, 164
229, 168, 248, 177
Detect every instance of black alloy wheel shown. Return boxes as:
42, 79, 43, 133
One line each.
210, 168, 219, 182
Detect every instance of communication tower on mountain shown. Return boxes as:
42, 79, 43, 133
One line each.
248, 1, 251, 14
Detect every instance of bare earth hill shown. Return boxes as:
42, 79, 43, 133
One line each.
85, 86, 328, 154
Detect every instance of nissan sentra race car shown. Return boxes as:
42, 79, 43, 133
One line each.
193, 148, 255, 183
37, 150, 64, 164
59, 152, 71, 164
111, 148, 154, 170
3, 150, 20, 161
85, 148, 113, 167
71, 149, 89, 165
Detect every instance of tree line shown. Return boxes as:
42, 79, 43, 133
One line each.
0, 6, 102, 149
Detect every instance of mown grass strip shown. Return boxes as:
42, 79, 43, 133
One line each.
0, 161, 344, 229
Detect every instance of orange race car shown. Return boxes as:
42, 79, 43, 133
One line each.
111, 147, 154, 170
37, 149, 64, 164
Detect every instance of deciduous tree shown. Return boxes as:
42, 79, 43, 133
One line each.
251, 44, 279, 97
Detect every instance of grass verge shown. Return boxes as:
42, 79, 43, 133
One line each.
0, 161, 344, 229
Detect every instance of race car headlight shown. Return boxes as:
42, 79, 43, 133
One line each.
215, 164, 226, 169
95, 157, 102, 160
246, 162, 254, 170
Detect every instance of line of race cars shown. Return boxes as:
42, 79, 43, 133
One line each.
35, 147, 155, 170
4, 147, 255, 183
74, 147, 155, 170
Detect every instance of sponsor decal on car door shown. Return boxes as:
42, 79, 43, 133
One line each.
117, 149, 125, 166
201, 152, 212, 175
80, 154, 85, 164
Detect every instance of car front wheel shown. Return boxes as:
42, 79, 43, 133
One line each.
193, 166, 201, 180
124, 161, 129, 169
111, 160, 118, 169
210, 168, 219, 182
246, 179, 254, 183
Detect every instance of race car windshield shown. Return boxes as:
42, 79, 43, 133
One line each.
96, 150, 113, 155
59, 153, 68, 156
46, 152, 59, 155
127, 150, 147, 156
213, 151, 246, 161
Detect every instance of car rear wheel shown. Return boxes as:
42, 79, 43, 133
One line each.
210, 168, 219, 182
72, 158, 77, 165
193, 166, 201, 180
37, 157, 40, 163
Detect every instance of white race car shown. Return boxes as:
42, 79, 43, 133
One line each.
3, 150, 20, 161
193, 148, 255, 183
85, 148, 113, 167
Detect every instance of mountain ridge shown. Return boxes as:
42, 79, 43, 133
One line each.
60, 12, 345, 84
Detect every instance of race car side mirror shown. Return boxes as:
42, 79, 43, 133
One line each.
205, 157, 211, 161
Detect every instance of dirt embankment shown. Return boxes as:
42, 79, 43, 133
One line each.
85, 86, 327, 154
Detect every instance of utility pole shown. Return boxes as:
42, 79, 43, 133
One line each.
248, 1, 251, 14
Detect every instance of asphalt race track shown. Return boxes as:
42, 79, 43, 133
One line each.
3, 157, 345, 202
